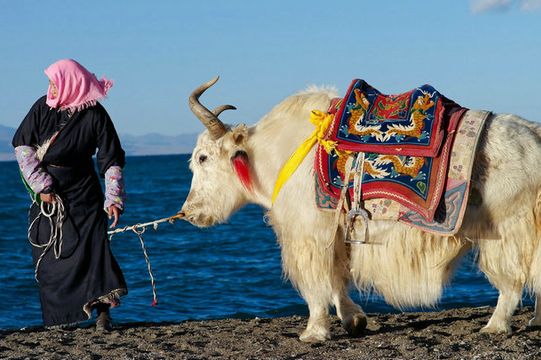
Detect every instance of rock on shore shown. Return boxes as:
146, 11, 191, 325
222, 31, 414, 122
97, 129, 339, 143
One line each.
1, 306, 541, 359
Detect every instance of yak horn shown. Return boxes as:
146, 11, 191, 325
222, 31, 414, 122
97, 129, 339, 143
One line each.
212, 104, 237, 117
188, 76, 228, 140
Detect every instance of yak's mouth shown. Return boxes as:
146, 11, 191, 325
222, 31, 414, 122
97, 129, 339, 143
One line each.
183, 211, 219, 228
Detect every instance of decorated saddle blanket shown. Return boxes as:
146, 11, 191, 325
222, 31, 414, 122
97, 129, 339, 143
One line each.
329, 79, 464, 157
314, 80, 489, 234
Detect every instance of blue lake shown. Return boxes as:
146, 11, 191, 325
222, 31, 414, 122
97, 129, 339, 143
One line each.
0, 154, 526, 330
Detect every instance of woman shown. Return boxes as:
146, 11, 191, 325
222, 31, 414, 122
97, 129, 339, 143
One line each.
12, 59, 127, 331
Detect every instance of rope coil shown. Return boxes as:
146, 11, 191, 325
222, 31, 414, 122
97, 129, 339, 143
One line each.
28, 195, 66, 282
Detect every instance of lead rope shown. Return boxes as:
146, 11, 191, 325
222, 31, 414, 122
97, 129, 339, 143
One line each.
28, 195, 66, 282
132, 226, 158, 306
108, 213, 185, 306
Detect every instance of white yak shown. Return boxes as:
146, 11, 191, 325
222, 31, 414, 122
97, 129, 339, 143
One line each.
180, 77, 541, 342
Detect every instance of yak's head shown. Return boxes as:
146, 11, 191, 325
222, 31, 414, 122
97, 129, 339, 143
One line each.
180, 77, 253, 227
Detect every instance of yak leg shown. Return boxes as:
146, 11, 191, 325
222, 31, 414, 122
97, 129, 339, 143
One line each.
331, 229, 367, 336
528, 294, 541, 327
333, 289, 367, 336
478, 239, 523, 334
480, 286, 521, 334
296, 262, 332, 342
475, 202, 538, 334
477, 215, 528, 334
278, 232, 333, 342
272, 186, 358, 341
278, 229, 355, 341
530, 190, 541, 327
299, 296, 331, 342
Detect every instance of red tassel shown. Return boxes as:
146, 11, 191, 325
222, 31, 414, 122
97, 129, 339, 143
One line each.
232, 152, 253, 192
151, 299, 158, 307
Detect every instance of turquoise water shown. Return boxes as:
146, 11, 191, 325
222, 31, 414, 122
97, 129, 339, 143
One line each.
0, 154, 520, 330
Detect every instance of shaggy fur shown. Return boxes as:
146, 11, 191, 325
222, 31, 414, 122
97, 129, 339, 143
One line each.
182, 86, 541, 341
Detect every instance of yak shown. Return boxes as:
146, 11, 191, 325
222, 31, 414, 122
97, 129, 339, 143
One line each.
180, 77, 541, 342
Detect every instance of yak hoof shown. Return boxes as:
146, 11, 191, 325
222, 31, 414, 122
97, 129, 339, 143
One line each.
299, 328, 331, 343
343, 313, 368, 337
480, 324, 512, 335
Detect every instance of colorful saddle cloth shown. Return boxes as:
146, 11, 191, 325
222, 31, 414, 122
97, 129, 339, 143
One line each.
329, 79, 463, 157
314, 79, 488, 234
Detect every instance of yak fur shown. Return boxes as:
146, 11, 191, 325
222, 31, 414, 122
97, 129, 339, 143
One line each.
181, 86, 541, 342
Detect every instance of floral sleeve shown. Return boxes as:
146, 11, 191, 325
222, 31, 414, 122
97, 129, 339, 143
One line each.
104, 165, 125, 211
15, 145, 54, 194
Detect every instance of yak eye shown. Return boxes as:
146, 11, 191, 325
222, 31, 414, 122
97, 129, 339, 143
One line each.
198, 154, 208, 164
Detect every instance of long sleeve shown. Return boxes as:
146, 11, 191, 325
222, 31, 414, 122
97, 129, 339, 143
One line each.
104, 165, 125, 211
12, 96, 46, 148
95, 104, 125, 177
13, 96, 54, 195
94, 104, 126, 210
15, 145, 54, 194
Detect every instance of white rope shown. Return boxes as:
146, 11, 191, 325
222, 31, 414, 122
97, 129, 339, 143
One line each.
107, 213, 184, 306
28, 195, 66, 282
132, 226, 158, 306
107, 213, 184, 236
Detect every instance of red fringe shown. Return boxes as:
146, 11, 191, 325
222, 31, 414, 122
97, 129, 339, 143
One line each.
232, 154, 253, 192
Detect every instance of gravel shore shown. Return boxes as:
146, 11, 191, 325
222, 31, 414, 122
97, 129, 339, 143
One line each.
1, 306, 541, 359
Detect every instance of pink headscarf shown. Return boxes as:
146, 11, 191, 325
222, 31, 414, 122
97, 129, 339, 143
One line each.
44, 59, 113, 112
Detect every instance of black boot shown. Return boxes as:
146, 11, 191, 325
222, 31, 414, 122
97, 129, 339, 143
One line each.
95, 304, 112, 332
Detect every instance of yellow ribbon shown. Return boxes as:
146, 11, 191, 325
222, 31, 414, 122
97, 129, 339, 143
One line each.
271, 110, 338, 204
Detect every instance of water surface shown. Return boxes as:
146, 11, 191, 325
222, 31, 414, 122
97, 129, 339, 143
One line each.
0, 154, 521, 330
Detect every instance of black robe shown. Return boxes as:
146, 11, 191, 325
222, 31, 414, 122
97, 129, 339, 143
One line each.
13, 96, 127, 327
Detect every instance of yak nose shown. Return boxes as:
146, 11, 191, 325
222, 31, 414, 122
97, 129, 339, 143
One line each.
179, 202, 191, 220
178, 205, 187, 219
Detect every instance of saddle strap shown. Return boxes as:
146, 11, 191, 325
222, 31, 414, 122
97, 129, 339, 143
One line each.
345, 153, 370, 244
326, 156, 354, 249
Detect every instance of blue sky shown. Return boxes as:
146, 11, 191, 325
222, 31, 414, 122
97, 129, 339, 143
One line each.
1, 0, 540, 135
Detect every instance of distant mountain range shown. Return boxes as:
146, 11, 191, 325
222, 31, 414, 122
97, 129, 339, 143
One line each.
0, 124, 198, 161
120, 132, 198, 156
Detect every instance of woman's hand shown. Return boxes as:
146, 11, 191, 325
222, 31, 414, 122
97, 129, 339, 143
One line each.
40, 193, 56, 203
107, 205, 121, 228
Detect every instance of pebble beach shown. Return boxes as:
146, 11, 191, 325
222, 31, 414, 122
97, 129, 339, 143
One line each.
2, 306, 541, 359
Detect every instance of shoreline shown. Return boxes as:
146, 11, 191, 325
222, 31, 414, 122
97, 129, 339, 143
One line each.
1, 306, 541, 359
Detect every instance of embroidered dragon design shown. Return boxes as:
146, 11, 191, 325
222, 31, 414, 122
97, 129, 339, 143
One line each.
371, 94, 409, 121
335, 152, 425, 182
384, 91, 435, 140
373, 155, 425, 178
347, 89, 385, 141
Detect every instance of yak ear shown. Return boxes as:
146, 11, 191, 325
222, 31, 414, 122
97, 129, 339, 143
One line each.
231, 124, 248, 145
231, 150, 253, 192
